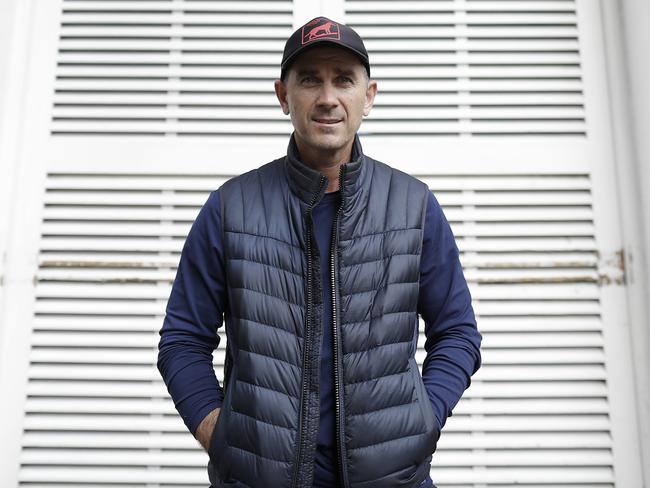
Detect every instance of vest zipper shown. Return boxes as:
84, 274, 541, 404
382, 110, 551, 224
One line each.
291, 175, 326, 488
331, 163, 350, 488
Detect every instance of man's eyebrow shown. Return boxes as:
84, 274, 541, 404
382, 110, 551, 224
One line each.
295, 68, 317, 77
336, 68, 357, 77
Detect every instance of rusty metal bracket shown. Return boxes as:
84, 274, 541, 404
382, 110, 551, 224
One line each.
597, 248, 626, 286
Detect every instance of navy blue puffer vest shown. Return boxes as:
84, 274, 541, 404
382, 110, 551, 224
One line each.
207, 133, 438, 488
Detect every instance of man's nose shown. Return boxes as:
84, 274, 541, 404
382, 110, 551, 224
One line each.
316, 82, 339, 106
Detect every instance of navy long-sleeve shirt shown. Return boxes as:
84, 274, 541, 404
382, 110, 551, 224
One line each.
157, 185, 482, 487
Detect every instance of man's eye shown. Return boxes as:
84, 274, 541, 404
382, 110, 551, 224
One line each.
340, 76, 353, 83
302, 76, 317, 83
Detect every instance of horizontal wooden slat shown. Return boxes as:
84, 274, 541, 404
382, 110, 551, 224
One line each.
21, 430, 613, 450
362, 38, 580, 51
355, 26, 579, 37
60, 25, 291, 38
22, 412, 610, 433
52, 92, 586, 107
24, 315, 596, 333
423, 397, 610, 415
53, 78, 585, 92
25, 397, 176, 413
32, 316, 172, 331
38, 220, 595, 237
63, 1, 291, 12
33, 268, 600, 284
17, 466, 605, 485
20, 447, 614, 468
459, 315, 601, 331
36, 235, 597, 253
415, 348, 605, 366
41, 189, 593, 206
60, 13, 292, 25
41, 174, 591, 190
40, 204, 592, 221
22, 380, 607, 398
33, 282, 600, 300
28, 363, 607, 383
28, 328, 603, 351
51, 106, 586, 123
347, 1, 578, 13
55, 51, 583, 65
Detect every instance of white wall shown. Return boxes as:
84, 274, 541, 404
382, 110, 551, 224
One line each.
0, 1, 38, 486
601, 1, 650, 485
0, 0, 20, 302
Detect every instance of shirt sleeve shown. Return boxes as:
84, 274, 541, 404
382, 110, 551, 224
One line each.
157, 189, 228, 437
418, 190, 482, 432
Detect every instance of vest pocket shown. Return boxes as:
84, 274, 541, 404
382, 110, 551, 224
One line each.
409, 358, 440, 447
208, 362, 238, 481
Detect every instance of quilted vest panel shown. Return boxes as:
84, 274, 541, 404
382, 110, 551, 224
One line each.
207, 136, 437, 488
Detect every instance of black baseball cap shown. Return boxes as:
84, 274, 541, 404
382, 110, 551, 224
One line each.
280, 17, 370, 80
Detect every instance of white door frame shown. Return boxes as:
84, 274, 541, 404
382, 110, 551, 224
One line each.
0, 1, 61, 486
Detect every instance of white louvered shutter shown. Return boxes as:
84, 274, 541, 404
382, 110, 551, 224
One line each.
346, 0, 636, 486
1, 0, 642, 487
15, 1, 295, 487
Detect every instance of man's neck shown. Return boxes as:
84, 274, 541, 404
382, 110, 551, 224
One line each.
294, 137, 354, 193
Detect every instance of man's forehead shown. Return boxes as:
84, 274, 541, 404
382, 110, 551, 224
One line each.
294, 66, 357, 76
291, 44, 364, 70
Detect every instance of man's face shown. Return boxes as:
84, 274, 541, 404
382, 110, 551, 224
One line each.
274, 44, 377, 157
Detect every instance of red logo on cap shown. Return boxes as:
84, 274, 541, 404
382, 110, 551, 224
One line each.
301, 17, 340, 45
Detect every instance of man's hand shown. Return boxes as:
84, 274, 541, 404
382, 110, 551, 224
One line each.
196, 407, 221, 452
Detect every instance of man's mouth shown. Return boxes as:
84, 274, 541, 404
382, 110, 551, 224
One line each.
313, 118, 342, 125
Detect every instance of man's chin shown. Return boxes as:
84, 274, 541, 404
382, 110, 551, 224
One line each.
308, 135, 346, 152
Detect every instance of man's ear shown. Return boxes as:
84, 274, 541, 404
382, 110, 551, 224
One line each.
274, 79, 290, 115
363, 79, 378, 117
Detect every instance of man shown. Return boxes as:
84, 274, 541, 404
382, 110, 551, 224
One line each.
157, 16, 482, 488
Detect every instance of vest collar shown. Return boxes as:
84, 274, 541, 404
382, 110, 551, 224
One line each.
284, 131, 367, 205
